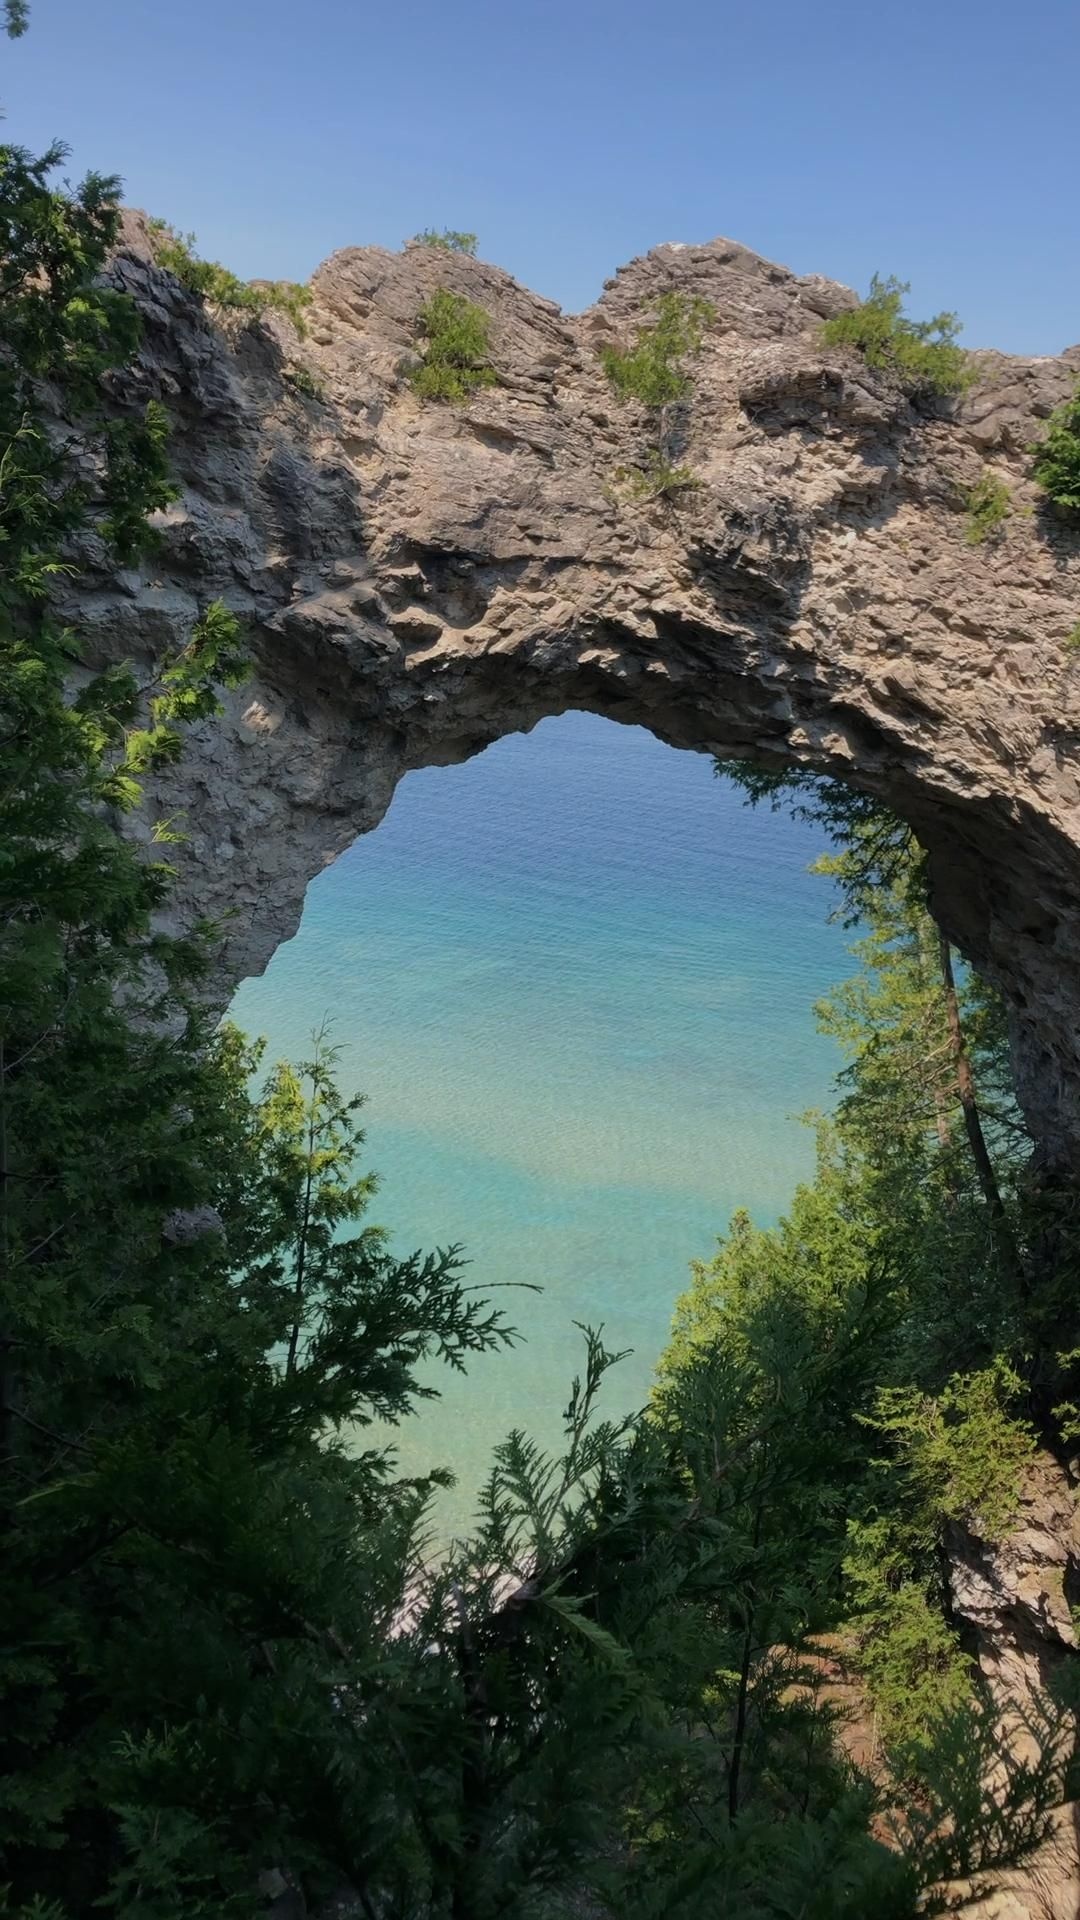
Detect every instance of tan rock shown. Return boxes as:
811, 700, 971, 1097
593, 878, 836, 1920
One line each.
67, 216, 1080, 1170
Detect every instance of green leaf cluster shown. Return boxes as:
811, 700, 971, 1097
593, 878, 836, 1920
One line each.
147, 220, 312, 333
601, 292, 713, 505
822, 274, 973, 397
407, 286, 498, 402
408, 226, 478, 255
601, 290, 713, 410
965, 471, 1011, 543
283, 360, 326, 401
688, 766, 1066, 1762
1031, 380, 1080, 512
609, 455, 701, 503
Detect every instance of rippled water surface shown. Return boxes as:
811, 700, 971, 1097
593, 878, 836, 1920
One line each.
228, 713, 852, 1533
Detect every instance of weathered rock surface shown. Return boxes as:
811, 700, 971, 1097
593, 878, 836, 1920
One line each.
69, 214, 1080, 1167
948, 1453, 1080, 1919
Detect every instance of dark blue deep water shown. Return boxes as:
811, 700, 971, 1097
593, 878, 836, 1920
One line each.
229, 712, 853, 1533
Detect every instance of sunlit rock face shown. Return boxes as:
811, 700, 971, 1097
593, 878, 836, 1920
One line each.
74, 215, 1080, 1165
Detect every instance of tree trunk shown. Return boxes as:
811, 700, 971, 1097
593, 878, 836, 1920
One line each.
285, 1090, 318, 1379
937, 931, 1022, 1282
728, 1498, 763, 1822
0, 1038, 14, 1482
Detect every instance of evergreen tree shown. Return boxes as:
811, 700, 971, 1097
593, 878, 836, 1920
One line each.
0, 141, 512, 1918
715, 763, 1026, 1304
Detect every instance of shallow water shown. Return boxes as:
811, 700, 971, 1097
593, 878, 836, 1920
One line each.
228, 712, 853, 1534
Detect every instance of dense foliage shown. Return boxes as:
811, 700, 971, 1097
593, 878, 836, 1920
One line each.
407, 286, 497, 402
0, 139, 514, 1919
1, 112, 1077, 1920
1032, 380, 1080, 512
822, 274, 972, 397
707, 761, 1080, 1737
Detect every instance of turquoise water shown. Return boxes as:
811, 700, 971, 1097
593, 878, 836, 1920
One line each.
228, 713, 852, 1534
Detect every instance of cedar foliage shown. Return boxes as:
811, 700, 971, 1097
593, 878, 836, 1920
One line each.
0, 139, 511, 1918
407, 286, 497, 402
601, 291, 713, 501
1032, 380, 1080, 512
822, 274, 972, 397
706, 760, 1080, 1753
601, 290, 713, 409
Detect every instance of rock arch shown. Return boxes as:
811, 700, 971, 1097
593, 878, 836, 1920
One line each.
87, 218, 1080, 1163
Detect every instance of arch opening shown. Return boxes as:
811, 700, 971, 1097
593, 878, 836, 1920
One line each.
227, 709, 859, 1525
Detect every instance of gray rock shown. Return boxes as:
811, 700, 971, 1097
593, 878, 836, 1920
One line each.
161, 1205, 225, 1245
61, 219, 1080, 1183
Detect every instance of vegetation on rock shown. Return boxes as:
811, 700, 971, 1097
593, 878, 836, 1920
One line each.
1032, 380, 1080, 512
601, 291, 713, 505
965, 471, 1011, 543
407, 285, 498, 402
608, 454, 701, 503
408, 227, 478, 255
283, 360, 326, 401
822, 274, 973, 397
147, 219, 312, 332
601, 289, 713, 409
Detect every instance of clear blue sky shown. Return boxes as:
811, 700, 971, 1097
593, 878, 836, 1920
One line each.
4, 0, 1077, 353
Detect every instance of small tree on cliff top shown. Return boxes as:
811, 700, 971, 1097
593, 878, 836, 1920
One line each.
822, 274, 972, 397
409, 226, 478, 255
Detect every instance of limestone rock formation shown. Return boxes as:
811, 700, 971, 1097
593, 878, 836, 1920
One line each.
948, 1453, 1080, 1919
66, 215, 1080, 1169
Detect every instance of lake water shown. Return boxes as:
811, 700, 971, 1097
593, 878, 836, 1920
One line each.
228, 712, 852, 1535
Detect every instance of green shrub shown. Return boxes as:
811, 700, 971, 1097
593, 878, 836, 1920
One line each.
601, 290, 713, 409
869, 1363, 1035, 1540
1032, 382, 1080, 512
148, 220, 311, 333
1065, 620, 1080, 652
844, 1531, 974, 1748
257, 277, 312, 331
822, 274, 972, 397
965, 472, 1011, 544
407, 287, 497, 402
409, 227, 478, 256
284, 361, 326, 401
610, 455, 701, 503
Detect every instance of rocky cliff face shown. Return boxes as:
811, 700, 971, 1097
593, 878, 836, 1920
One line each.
948, 1454, 1080, 1919
67, 217, 1080, 1166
